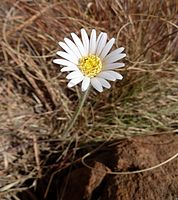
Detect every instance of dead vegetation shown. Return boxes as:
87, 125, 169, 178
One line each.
0, 0, 178, 199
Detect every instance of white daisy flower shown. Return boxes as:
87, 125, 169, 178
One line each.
53, 29, 126, 92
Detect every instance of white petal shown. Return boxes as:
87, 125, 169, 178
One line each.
67, 76, 84, 88
106, 71, 123, 80
53, 59, 77, 68
81, 76, 90, 91
103, 62, 125, 70
96, 33, 107, 56
81, 29, 89, 56
61, 66, 79, 72
57, 51, 78, 64
64, 38, 82, 58
100, 38, 115, 60
89, 29, 97, 54
103, 52, 126, 64
71, 33, 86, 56
58, 42, 79, 60
96, 77, 111, 89
96, 32, 103, 46
66, 71, 83, 79
103, 47, 125, 63
91, 77, 103, 92
98, 71, 116, 81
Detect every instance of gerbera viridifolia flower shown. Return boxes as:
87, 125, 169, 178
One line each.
53, 29, 126, 92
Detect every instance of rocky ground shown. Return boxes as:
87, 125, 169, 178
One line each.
18, 133, 178, 200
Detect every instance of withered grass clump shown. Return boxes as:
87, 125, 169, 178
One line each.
0, 0, 178, 199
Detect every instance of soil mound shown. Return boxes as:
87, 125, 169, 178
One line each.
18, 133, 178, 200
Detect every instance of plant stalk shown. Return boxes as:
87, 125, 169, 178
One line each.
63, 87, 90, 136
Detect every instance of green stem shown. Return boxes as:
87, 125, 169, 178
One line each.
63, 87, 90, 135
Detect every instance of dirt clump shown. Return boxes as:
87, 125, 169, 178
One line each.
18, 133, 178, 200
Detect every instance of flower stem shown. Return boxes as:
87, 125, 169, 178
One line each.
63, 88, 90, 136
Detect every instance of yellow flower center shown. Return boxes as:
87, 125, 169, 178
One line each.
79, 55, 102, 77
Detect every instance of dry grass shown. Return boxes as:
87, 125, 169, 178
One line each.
0, 0, 178, 199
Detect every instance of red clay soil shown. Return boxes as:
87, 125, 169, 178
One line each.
18, 133, 178, 200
